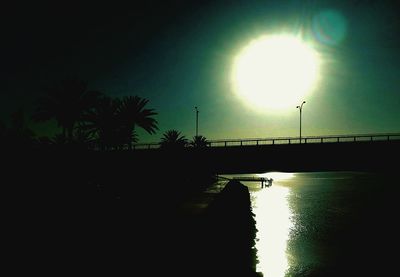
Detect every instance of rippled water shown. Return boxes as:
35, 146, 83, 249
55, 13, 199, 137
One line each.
224, 171, 398, 276
252, 182, 292, 276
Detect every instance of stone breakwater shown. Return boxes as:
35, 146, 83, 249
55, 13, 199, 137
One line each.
203, 180, 261, 277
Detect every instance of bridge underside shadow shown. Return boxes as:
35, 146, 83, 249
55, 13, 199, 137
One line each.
130, 140, 400, 174
207, 140, 400, 174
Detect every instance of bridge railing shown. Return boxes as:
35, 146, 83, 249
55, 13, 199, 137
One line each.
132, 133, 400, 150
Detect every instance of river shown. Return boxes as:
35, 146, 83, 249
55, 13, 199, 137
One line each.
223, 171, 398, 276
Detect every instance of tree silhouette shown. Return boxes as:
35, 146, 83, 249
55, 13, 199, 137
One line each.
7, 109, 36, 147
32, 78, 101, 142
160, 130, 188, 149
50, 133, 68, 146
190, 135, 209, 148
72, 128, 96, 150
80, 96, 122, 150
118, 96, 158, 149
36, 136, 56, 148
36, 131, 93, 150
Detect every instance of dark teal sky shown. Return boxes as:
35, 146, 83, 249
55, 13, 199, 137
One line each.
2, 0, 399, 142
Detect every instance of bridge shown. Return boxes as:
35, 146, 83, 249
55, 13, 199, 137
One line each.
99, 132, 400, 174
132, 133, 400, 150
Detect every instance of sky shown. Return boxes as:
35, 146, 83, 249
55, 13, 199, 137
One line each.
2, 0, 400, 143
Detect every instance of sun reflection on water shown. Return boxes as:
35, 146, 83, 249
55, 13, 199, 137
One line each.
252, 173, 294, 277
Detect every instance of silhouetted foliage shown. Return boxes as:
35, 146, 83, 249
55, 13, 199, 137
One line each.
160, 129, 188, 149
36, 136, 54, 147
36, 131, 94, 150
80, 96, 123, 150
30, 79, 158, 150
38, 133, 74, 149
4, 109, 36, 148
51, 133, 69, 146
32, 78, 102, 142
71, 128, 96, 150
77, 95, 155, 150
190, 135, 209, 148
118, 96, 158, 149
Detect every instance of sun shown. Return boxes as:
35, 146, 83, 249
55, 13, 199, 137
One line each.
232, 35, 320, 112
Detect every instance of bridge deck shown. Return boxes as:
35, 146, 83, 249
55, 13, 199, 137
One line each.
132, 132, 400, 150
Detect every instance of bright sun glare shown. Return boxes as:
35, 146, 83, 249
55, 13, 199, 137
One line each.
232, 35, 320, 112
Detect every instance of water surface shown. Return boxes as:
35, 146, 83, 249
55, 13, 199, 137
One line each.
224, 171, 398, 276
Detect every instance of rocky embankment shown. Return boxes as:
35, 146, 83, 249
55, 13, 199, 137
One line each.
202, 180, 260, 276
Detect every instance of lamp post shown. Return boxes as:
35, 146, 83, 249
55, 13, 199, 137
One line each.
195, 106, 199, 137
296, 101, 306, 144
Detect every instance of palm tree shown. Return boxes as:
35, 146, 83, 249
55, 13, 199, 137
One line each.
79, 96, 122, 150
32, 78, 101, 142
190, 135, 209, 148
160, 130, 188, 149
50, 133, 68, 146
72, 128, 96, 150
118, 96, 158, 149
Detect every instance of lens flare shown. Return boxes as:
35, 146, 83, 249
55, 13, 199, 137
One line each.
312, 10, 347, 46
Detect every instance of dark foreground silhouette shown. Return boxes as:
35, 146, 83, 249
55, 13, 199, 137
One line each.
3, 148, 260, 276
204, 180, 259, 276
4, 139, 400, 276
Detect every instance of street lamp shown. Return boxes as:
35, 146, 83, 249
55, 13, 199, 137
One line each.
195, 106, 199, 137
296, 101, 306, 144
